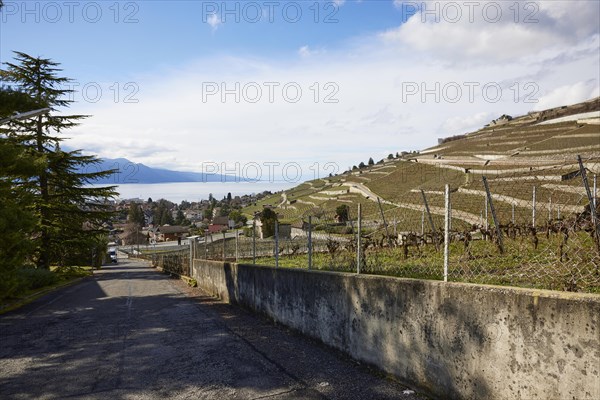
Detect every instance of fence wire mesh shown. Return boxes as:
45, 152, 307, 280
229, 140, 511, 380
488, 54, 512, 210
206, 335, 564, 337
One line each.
136, 249, 190, 276
144, 156, 599, 293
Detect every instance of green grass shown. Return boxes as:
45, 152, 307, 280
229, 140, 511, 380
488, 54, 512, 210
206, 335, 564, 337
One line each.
0, 266, 93, 314
235, 231, 600, 293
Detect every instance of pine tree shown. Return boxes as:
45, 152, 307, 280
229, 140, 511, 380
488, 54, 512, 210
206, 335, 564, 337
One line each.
0, 134, 37, 298
368, 157, 374, 166
335, 204, 349, 222
128, 203, 145, 226
259, 208, 278, 238
175, 210, 187, 225
1, 52, 117, 268
1, 85, 43, 296
153, 199, 174, 225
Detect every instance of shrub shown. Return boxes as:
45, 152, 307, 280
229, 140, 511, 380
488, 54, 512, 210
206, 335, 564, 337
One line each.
0, 269, 21, 301
54, 265, 90, 279
16, 268, 59, 291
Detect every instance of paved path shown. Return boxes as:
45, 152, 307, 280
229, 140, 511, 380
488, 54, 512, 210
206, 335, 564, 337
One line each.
0, 258, 424, 400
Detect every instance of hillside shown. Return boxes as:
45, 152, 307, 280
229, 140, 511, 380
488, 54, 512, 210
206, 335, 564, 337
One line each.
243, 97, 600, 227
83, 157, 239, 184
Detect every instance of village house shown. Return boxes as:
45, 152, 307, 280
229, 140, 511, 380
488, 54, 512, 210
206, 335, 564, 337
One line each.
149, 225, 190, 242
207, 216, 231, 234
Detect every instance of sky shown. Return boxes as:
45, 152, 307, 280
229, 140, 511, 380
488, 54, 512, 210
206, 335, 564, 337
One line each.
1, 0, 599, 183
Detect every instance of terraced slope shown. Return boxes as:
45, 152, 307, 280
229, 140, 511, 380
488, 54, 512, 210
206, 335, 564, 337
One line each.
243, 98, 600, 225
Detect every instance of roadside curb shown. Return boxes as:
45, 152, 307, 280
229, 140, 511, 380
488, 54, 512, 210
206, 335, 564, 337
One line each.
0, 274, 92, 315
152, 265, 197, 287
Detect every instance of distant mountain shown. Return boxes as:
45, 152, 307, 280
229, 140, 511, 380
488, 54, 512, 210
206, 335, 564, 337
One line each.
82, 157, 243, 184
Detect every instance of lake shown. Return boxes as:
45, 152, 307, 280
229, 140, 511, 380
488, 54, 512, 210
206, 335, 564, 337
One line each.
97, 181, 297, 203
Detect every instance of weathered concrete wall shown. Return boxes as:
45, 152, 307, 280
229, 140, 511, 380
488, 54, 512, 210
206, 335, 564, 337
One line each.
191, 259, 600, 400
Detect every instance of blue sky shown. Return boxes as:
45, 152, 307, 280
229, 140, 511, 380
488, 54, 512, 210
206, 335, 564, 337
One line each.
2, 1, 404, 81
1, 1, 599, 182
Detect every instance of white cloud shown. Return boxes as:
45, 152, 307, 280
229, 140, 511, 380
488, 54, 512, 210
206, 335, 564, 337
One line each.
207, 13, 222, 31
298, 45, 312, 57
441, 112, 494, 135
383, 0, 599, 64
65, 1, 600, 178
298, 45, 325, 58
534, 80, 600, 111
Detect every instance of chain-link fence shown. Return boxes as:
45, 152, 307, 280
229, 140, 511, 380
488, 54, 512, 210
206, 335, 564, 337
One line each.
136, 249, 190, 276
144, 156, 599, 294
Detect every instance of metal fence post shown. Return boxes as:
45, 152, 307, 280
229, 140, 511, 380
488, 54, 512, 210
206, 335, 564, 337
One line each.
512, 203, 515, 224
377, 197, 392, 247
484, 194, 489, 231
483, 176, 504, 254
532, 186, 537, 227
189, 237, 193, 276
444, 184, 450, 282
449, 197, 452, 231
594, 174, 598, 211
204, 230, 208, 260
274, 220, 279, 268
578, 155, 600, 248
420, 189, 439, 251
357, 203, 362, 274
235, 230, 239, 262
222, 232, 226, 261
252, 220, 256, 264
308, 216, 312, 270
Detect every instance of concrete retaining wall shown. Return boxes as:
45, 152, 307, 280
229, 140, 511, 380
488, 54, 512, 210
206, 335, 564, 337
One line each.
191, 260, 600, 399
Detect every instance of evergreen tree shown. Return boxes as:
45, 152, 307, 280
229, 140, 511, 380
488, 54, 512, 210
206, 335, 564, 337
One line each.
0, 133, 37, 298
175, 210, 187, 225
0, 52, 117, 268
153, 199, 174, 225
368, 157, 374, 166
229, 210, 248, 227
219, 203, 231, 217
259, 208, 278, 238
128, 203, 145, 226
0, 86, 39, 116
335, 204, 349, 223
1, 86, 43, 287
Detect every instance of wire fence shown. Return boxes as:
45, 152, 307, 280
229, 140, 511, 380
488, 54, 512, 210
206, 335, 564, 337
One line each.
146, 156, 600, 294
134, 249, 191, 277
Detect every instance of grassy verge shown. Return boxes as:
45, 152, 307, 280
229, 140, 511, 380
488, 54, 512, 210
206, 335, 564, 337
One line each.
238, 232, 600, 293
0, 266, 93, 315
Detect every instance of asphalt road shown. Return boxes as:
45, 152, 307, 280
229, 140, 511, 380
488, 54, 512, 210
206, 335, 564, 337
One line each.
0, 258, 424, 400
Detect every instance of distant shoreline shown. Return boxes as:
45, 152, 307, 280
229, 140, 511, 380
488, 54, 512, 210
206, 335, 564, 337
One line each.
89, 181, 296, 203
